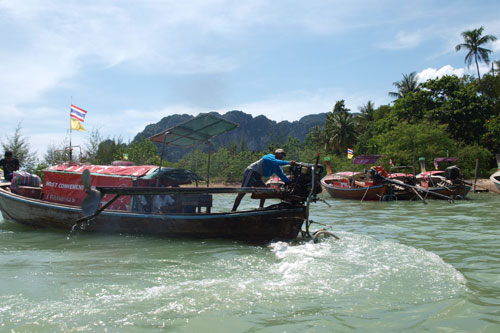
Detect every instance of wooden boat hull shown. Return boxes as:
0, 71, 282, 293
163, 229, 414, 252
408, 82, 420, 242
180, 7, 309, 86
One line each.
392, 184, 471, 200
0, 188, 306, 242
490, 170, 500, 192
321, 180, 388, 201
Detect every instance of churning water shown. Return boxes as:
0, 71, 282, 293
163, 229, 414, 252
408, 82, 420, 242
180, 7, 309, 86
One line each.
1, 193, 499, 332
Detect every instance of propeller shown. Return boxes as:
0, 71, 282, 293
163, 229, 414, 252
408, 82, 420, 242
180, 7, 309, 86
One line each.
80, 169, 102, 216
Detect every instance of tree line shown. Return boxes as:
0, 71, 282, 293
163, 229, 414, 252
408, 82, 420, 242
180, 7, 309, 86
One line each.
2, 27, 499, 182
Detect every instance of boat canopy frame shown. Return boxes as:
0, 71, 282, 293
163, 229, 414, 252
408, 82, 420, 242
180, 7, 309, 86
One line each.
148, 113, 239, 187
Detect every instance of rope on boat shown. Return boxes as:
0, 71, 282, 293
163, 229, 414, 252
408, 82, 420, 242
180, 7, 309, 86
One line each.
361, 186, 370, 202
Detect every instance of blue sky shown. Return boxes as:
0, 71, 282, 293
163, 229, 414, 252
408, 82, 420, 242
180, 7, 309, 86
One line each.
1, 0, 499, 158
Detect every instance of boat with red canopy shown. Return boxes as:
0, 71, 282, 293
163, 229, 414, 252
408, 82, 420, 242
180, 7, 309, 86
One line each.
320, 155, 389, 201
0, 114, 325, 242
376, 157, 470, 201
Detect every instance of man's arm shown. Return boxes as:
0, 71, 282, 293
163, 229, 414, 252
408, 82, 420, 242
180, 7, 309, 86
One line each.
275, 166, 290, 183
262, 154, 289, 166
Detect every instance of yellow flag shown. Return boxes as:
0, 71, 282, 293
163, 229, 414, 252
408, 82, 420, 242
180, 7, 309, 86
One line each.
70, 118, 87, 132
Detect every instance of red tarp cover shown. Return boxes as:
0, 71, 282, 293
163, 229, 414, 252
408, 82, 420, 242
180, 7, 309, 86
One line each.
42, 165, 144, 210
47, 164, 156, 177
42, 172, 133, 210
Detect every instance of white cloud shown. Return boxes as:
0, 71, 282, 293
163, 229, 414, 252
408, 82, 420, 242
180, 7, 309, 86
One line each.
417, 65, 465, 82
379, 30, 424, 50
417, 61, 499, 83
492, 40, 500, 53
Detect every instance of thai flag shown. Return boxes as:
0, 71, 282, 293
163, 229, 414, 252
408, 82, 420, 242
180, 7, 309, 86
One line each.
70, 105, 87, 122
434, 160, 439, 170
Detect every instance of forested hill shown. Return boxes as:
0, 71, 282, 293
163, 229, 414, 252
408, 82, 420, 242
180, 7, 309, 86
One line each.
133, 110, 327, 161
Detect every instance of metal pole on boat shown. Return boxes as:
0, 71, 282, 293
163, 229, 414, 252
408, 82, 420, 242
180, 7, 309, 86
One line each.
69, 130, 72, 163
305, 165, 315, 237
69, 116, 73, 163
156, 131, 169, 187
69, 98, 73, 163
206, 140, 211, 188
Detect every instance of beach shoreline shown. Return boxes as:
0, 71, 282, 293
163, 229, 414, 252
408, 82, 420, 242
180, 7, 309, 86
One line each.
468, 178, 499, 194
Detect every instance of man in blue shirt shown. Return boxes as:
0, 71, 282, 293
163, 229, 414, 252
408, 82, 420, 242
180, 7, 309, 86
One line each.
231, 148, 295, 211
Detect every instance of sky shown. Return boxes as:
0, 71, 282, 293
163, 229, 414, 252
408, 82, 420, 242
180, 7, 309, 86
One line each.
1, 0, 499, 159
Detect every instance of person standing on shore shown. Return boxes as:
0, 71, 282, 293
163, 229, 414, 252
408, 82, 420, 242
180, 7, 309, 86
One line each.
0, 151, 20, 181
231, 148, 295, 212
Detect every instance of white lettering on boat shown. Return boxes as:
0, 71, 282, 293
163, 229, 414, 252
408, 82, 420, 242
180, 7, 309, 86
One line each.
57, 183, 84, 190
46, 194, 76, 203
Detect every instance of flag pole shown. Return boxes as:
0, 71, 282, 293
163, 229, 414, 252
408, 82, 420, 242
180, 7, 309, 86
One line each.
69, 99, 73, 162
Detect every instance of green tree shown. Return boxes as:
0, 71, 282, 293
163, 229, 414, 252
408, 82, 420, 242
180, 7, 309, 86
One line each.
83, 128, 103, 163
32, 162, 49, 181
455, 26, 497, 82
358, 101, 375, 123
324, 100, 357, 154
483, 113, 500, 154
44, 142, 70, 166
456, 144, 493, 178
1, 123, 38, 172
390, 75, 495, 145
239, 133, 248, 152
304, 125, 327, 151
421, 75, 490, 145
94, 138, 126, 164
283, 136, 301, 161
369, 121, 456, 170
388, 72, 421, 100
124, 138, 159, 165
489, 60, 500, 75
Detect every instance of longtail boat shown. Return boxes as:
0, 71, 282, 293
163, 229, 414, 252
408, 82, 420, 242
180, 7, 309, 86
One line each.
320, 155, 389, 201
398, 157, 469, 200
489, 154, 500, 192
372, 157, 470, 202
0, 114, 325, 242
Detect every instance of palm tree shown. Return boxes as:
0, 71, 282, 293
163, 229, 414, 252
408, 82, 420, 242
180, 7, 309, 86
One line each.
455, 26, 497, 82
324, 109, 357, 154
492, 60, 500, 75
308, 125, 329, 151
358, 100, 375, 122
388, 72, 421, 100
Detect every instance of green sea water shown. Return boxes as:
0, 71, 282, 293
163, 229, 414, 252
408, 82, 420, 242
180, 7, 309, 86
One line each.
1, 193, 499, 332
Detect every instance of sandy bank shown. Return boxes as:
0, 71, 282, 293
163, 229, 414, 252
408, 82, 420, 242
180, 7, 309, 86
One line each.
468, 178, 500, 194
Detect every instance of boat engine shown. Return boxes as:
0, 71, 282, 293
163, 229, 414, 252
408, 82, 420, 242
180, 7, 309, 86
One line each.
368, 166, 386, 182
444, 165, 462, 181
284, 162, 324, 203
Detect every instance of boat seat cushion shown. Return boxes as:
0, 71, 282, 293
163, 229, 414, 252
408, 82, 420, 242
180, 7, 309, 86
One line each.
10, 171, 41, 193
